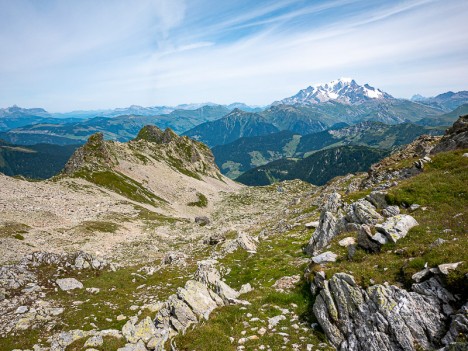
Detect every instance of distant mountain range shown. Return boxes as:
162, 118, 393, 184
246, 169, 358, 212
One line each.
212, 121, 445, 179
185, 78, 450, 147
236, 145, 390, 186
273, 78, 393, 105
411, 91, 468, 112
1, 79, 467, 153
0, 105, 231, 145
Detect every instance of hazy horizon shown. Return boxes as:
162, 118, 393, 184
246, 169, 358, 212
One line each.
1, 0, 467, 112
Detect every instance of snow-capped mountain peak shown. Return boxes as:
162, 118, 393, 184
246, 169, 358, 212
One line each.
275, 78, 393, 106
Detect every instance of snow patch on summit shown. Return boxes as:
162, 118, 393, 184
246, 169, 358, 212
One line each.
275, 78, 392, 106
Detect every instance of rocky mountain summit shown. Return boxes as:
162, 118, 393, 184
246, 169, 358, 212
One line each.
274, 78, 393, 106
0, 117, 466, 351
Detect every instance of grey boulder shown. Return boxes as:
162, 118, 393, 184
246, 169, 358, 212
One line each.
56, 278, 83, 291
375, 214, 418, 243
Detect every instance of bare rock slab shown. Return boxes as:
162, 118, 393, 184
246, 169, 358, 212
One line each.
312, 251, 337, 264
375, 214, 418, 243
56, 278, 83, 291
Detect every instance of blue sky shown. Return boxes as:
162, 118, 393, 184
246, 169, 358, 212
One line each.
0, 0, 467, 111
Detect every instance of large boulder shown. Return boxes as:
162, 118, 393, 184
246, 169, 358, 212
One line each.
345, 199, 383, 225
375, 215, 418, 243
177, 280, 218, 320
122, 317, 157, 344
313, 273, 448, 351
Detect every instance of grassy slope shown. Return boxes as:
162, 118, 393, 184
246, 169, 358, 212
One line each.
321, 150, 467, 295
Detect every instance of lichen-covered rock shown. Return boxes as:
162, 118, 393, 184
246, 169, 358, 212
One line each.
345, 199, 383, 225
117, 339, 148, 351
122, 317, 157, 344
177, 280, 218, 320
375, 214, 418, 243
305, 211, 345, 255
313, 273, 449, 351
382, 205, 400, 217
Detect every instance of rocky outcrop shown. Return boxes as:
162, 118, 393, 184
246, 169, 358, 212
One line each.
375, 214, 419, 243
63, 133, 117, 174
344, 199, 383, 225
360, 135, 440, 190
132, 125, 222, 179
432, 115, 468, 154
305, 192, 346, 255
115, 260, 249, 350
312, 272, 464, 351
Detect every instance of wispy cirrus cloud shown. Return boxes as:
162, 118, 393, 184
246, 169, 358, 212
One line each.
0, 0, 467, 110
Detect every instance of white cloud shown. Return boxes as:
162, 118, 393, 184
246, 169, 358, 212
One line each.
0, 0, 467, 110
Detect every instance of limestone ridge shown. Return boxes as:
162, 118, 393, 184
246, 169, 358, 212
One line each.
133, 125, 221, 179
62, 125, 223, 180
63, 132, 117, 174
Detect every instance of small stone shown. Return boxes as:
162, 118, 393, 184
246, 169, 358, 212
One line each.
429, 238, 447, 249
15, 306, 28, 314
438, 262, 464, 275
258, 327, 267, 335
409, 204, 421, 212
338, 237, 356, 247
239, 283, 253, 295
117, 315, 127, 321
268, 315, 286, 329
86, 287, 100, 294
56, 278, 83, 291
238, 337, 247, 344
312, 251, 337, 264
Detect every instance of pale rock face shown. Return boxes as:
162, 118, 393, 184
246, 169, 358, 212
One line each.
117, 339, 148, 351
312, 251, 338, 264
55, 278, 83, 291
345, 199, 383, 225
375, 214, 419, 243
177, 280, 218, 320
122, 317, 157, 344
237, 232, 258, 252
313, 273, 449, 351
382, 205, 400, 217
